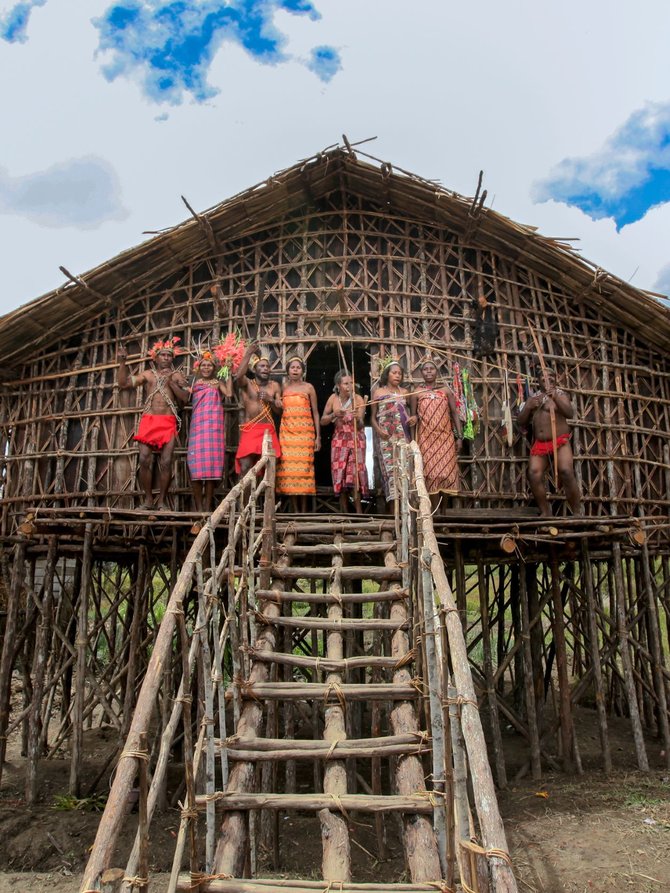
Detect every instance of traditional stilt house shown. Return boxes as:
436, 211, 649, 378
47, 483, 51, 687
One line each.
0, 143, 668, 893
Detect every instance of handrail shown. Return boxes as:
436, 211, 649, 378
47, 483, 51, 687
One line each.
403, 441, 518, 893
80, 441, 276, 892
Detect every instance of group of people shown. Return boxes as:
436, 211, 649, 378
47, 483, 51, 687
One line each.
118, 337, 581, 519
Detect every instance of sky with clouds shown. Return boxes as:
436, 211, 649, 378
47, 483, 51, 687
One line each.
1, 0, 669, 315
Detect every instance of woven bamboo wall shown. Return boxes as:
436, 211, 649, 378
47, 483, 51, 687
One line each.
1, 192, 669, 536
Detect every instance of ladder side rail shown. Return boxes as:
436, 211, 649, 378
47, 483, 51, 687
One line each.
80, 452, 274, 892
407, 441, 518, 893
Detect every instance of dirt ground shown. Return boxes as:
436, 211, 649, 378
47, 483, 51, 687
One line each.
0, 707, 668, 893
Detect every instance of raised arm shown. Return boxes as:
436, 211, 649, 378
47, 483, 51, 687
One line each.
117, 345, 147, 390
234, 341, 260, 386
218, 375, 233, 400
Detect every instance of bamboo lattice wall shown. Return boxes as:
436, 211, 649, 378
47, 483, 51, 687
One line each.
1, 191, 669, 536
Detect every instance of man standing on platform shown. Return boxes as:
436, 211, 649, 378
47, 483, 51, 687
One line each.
234, 342, 282, 475
118, 337, 189, 510
518, 368, 582, 517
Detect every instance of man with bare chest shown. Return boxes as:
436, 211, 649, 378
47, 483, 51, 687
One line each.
233, 342, 282, 475
118, 338, 189, 509
517, 369, 582, 517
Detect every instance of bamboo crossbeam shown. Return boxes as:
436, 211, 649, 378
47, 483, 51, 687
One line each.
197, 792, 433, 813
234, 681, 419, 701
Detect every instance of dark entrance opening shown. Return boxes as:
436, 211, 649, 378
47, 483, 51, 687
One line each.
307, 342, 371, 490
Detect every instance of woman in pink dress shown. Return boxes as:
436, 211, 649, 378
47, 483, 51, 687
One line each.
187, 350, 232, 514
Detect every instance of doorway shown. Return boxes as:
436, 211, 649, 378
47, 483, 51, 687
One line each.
306, 342, 371, 489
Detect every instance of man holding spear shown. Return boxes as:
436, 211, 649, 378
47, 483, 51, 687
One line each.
517, 366, 582, 517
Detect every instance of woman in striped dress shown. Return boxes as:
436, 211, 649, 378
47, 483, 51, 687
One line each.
187, 351, 232, 514
277, 357, 321, 513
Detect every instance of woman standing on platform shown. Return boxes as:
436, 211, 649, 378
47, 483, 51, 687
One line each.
410, 359, 462, 511
370, 359, 413, 504
321, 369, 369, 514
187, 349, 232, 516
277, 356, 321, 513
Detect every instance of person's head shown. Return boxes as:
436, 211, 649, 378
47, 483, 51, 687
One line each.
194, 349, 217, 380
149, 335, 182, 369
334, 369, 352, 397
379, 361, 403, 388
420, 360, 438, 384
286, 357, 305, 381
539, 368, 557, 392
254, 357, 271, 382
156, 348, 175, 370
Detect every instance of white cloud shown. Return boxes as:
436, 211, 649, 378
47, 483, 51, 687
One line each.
0, 157, 128, 229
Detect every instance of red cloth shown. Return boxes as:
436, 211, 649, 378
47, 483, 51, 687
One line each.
134, 413, 178, 451
235, 421, 281, 474
530, 432, 570, 456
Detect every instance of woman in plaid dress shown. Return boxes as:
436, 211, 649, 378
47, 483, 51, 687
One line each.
321, 370, 368, 513
187, 351, 232, 513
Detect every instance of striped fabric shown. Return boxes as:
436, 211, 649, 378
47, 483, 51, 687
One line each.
277, 392, 316, 495
186, 381, 225, 480
416, 390, 459, 495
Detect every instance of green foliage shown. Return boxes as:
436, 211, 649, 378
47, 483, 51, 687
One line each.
52, 793, 108, 812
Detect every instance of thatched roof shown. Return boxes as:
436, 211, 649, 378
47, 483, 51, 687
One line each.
1, 142, 669, 364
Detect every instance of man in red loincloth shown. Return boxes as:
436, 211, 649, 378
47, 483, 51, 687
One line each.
233, 342, 282, 476
118, 337, 189, 510
517, 367, 582, 517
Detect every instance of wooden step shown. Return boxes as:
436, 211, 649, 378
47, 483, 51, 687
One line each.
282, 541, 395, 556
257, 614, 407, 632
195, 791, 432, 813
177, 878, 446, 892
270, 566, 402, 581
256, 587, 408, 605
234, 681, 420, 701
222, 733, 431, 761
248, 650, 402, 672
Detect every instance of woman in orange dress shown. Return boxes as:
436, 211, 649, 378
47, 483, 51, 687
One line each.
277, 357, 321, 512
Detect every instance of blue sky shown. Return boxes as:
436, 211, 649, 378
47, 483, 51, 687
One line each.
0, 0, 668, 311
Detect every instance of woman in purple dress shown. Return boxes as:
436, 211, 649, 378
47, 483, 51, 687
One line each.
187, 350, 232, 513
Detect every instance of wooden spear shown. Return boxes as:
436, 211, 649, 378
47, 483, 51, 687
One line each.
528, 324, 559, 488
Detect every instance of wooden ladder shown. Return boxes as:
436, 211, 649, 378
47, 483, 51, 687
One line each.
174, 515, 444, 892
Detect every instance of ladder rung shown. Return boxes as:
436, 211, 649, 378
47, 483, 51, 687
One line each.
257, 615, 407, 631
256, 587, 408, 604
222, 733, 431, 761
177, 877, 446, 892
271, 566, 402, 581
195, 791, 432, 813
249, 651, 401, 672
282, 542, 395, 555
234, 682, 419, 701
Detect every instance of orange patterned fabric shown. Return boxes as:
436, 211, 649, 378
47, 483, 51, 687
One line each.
416, 390, 459, 495
277, 392, 316, 495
